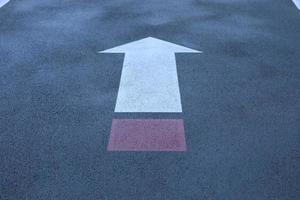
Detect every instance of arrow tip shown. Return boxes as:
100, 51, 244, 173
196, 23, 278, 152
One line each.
99, 37, 202, 53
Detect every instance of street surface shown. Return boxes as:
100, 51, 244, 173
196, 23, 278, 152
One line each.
0, 0, 300, 200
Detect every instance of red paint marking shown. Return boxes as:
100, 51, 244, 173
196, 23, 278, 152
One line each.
107, 119, 187, 151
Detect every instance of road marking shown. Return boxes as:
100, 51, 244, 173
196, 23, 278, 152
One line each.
292, 0, 300, 9
100, 37, 201, 113
107, 119, 186, 151
292, 0, 300, 10
0, 0, 9, 8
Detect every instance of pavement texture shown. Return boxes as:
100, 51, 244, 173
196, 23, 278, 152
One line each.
0, 0, 300, 200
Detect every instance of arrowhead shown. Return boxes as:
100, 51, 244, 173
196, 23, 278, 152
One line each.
292, 0, 300, 9
99, 37, 201, 54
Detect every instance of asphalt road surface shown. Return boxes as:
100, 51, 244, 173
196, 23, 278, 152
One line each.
1, 0, 300, 200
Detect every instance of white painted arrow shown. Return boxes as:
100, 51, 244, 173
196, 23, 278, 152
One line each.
292, 0, 300, 9
0, 0, 10, 8
100, 37, 201, 113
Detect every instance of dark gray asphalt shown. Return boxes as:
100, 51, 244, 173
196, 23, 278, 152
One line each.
1, 0, 300, 199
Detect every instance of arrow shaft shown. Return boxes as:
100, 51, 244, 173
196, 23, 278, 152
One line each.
115, 52, 182, 112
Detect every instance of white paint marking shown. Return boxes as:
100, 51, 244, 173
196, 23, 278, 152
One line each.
0, 0, 9, 8
292, 0, 300, 9
100, 37, 201, 113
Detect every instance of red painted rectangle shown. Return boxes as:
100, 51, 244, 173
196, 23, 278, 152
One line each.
108, 119, 186, 151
